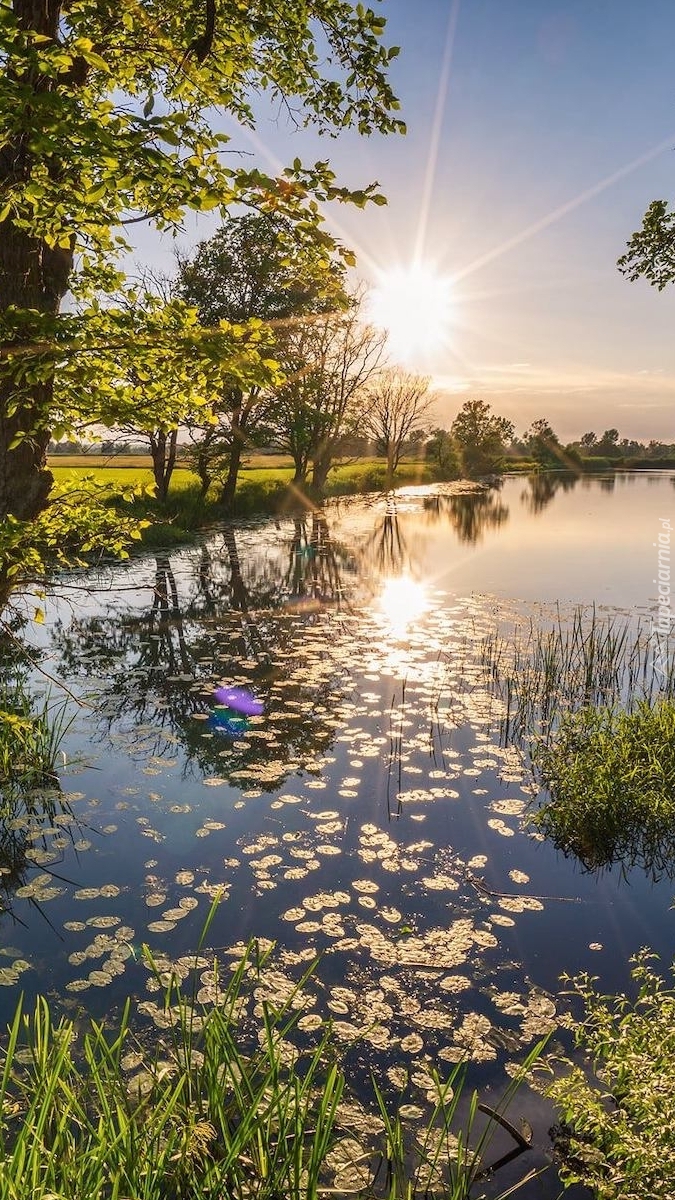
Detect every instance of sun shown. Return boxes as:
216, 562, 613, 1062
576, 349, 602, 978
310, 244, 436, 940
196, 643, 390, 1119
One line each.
369, 262, 454, 364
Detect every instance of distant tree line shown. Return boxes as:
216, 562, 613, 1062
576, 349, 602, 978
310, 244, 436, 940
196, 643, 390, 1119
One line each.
441, 402, 675, 479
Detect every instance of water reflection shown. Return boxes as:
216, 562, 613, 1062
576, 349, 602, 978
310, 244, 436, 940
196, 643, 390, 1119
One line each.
422, 487, 509, 544
539, 812, 675, 881
520, 471, 579, 515
284, 512, 356, 613
52, 542, 351, 789
377, 575, 429, 637
360, 500, 415, 576
0, 784, 77, 937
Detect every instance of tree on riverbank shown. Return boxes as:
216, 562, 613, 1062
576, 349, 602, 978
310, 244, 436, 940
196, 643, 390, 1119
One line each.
272, 296, 386, 495
362, 368, 435, 489
523, 418, 565, 468
176, 214, 349, 510
0, 0, 403, 587
451, 400, 514, 476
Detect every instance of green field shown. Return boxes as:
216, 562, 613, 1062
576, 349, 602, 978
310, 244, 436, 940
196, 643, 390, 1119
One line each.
49, 455, 432, 496
49, 452, 296, 472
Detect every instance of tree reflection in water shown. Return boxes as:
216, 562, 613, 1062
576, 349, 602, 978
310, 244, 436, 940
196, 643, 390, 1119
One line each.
423, 486, 509, 544
359, 498, 414, 577
285, 511, 356, 612
51, 524, 357, 790
520, 471, 579, 515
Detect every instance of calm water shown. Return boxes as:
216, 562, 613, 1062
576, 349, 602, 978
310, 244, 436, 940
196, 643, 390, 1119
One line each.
4, 470, 675, 1195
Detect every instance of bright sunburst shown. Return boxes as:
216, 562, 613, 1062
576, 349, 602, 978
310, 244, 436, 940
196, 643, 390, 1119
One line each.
378, 575, 429, 637
369, 263, 454, 364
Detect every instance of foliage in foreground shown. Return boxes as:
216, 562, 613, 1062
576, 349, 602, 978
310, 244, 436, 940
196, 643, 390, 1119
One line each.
0, 677, 68, 804
544, 952, 675, 1200
0, 940, 545, 1200
1, 0, 404, 525
0, 476, 149, 596
532, 699, 675, 875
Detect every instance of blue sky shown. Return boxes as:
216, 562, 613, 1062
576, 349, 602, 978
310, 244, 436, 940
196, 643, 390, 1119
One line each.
137, 0, 675, 440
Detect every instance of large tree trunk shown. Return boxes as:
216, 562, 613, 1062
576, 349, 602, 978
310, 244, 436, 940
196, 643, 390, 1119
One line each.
291, 454, 309, 489
149, 430, 178, 502
220, 401, 245, 512
0, 0, 73, 523
310, 453, 332, 497
385, 443, 395, 491
0, 230, 73, 523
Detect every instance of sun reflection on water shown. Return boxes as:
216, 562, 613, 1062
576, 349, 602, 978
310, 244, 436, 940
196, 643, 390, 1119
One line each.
377, 575, 430, 637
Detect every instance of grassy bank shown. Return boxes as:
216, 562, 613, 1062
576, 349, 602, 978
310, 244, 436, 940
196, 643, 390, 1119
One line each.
533, 698, 675, 875
49, 457, 447, 546
476, 610, 675, 875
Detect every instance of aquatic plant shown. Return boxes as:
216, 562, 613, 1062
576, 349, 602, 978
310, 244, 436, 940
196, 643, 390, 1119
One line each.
543, 951, 675, 1200
478, 607, 674, 750
0, 680, 70, 805
0, 936, 547, 1200
532, 699, 675, 876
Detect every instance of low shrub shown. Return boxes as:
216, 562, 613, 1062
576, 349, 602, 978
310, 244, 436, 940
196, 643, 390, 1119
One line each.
229, 475, 296, 515
501, 458, 540, 473
625, 456, 675, 470
578, 455, 613, 471
544, 952, 675, 1200
532, 699, 675, 874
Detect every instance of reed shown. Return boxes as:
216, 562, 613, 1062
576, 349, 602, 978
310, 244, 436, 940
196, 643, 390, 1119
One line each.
532, 698, 675, 876
0, 933, 547, 1200
478, 607, 674, 750
0, 680, 71, 806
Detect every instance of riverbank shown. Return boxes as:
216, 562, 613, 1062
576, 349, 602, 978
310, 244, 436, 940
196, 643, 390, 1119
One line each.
50, 455, 459, 547
48, 453, 671, 549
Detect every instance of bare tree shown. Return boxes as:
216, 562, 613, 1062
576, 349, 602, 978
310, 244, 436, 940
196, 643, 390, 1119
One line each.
273, 296, 386, 496
362, 369, 435, 488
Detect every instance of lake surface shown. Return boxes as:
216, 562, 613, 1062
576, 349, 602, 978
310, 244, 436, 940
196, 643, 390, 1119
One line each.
4, 470, 675, 1196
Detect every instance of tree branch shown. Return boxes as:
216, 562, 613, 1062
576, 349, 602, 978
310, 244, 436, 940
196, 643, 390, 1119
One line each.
186, 0, 216, 63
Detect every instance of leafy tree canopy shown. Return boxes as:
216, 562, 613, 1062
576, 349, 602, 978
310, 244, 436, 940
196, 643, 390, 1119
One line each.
523, 417, 564, 467
174, 212, 351, 506
176, 212, 349, 326
0, 0, 403, 590
451, 399, 514, 476
618, 199, 675, 290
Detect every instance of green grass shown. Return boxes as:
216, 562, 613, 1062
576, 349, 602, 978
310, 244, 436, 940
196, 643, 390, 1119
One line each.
500, 458, 540, 473
532, 699, 675, 875
543, 951, 675, 1200
50, 465, 196, 490
0, 934, 546, 1200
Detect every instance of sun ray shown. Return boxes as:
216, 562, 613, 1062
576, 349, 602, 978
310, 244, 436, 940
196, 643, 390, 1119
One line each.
453, 132, 675, 284
414, 0, 462, 265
